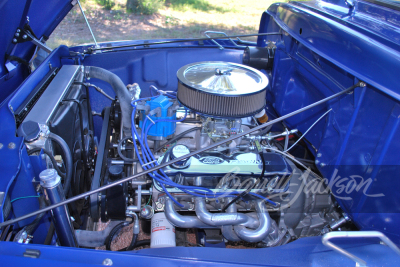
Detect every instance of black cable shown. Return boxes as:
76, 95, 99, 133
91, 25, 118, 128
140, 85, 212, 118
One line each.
295, 158, 314, 164
25, 196, 46, 235
117, 136, 139, 163
155, 127, 201, 152
27, 148, 66, 179
73, 82, 94, 132
222, 152, 266, 212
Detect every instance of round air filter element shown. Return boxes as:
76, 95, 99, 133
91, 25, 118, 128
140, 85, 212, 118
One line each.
177, 61, 268, 118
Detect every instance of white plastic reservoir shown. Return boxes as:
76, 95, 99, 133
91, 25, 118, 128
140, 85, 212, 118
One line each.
150, 212, 176, 248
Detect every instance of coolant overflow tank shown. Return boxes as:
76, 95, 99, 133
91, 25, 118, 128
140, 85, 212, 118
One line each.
177, 61, 268, 118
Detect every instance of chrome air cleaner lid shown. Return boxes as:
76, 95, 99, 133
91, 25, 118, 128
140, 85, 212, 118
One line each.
177, 61, 268, 118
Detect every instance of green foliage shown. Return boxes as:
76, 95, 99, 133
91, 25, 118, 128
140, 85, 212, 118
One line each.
166, 0, 233, 13
95, 0, 115, 10
164, 15, 180, 26
126, 0, 166, 15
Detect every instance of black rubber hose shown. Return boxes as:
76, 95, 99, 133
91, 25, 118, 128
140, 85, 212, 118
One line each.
117, 136, 139, 163
44, 223, 55, 245
258, 124, 272, 136
27, 148, 66, 179
132, 239, 150, 248
48, 133, 73, 195
118, 239, 151, 251
182, 119, 201, 124
106, 215, 137, 251
221, 151, 266, 212
105, 222, 127, 251
155, 127, 201, 152
126, 234, 138, 251
87, 66, 132, 136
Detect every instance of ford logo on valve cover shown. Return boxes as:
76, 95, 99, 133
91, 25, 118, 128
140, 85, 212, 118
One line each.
199, 156, 224, 165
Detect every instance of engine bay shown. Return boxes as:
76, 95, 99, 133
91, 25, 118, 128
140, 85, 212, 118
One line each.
1, 54, 353, 251
2, 0, 400, 265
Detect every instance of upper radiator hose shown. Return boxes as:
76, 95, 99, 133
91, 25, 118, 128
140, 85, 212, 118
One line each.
86, 66, 132, 135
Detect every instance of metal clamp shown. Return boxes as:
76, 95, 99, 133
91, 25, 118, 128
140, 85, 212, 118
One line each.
204, 31, 246, 50
322, 231, 400, 267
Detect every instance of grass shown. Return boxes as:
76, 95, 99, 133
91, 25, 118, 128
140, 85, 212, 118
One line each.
166, 0, 234, 13
47, 0, 285, 49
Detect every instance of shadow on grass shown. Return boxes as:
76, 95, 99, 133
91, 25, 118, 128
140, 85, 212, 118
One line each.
166, 0, 233, 13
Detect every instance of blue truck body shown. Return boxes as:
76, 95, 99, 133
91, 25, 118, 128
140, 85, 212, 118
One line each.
1, 0, 400, 265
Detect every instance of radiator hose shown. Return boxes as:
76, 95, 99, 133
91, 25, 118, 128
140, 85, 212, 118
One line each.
86, 66, 132, 136
48, 133, 73, 195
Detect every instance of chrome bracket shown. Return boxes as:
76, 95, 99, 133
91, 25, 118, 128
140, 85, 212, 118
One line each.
204, 31, 247, 50
322, 231, 400, 267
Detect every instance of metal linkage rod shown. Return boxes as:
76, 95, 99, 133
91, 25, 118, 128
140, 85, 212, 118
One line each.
0, 82, 363, 228
77, 0, 98, 47
89, 32, 282, 52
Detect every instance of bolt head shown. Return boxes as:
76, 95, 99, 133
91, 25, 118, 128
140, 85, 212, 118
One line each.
102, 258, 113, 266
15, 33, 19, 37
13, 38, 17, 43
0, 143, 3, 149
8, 142, 16, 149
17, 29, 21, 33
156, 202, 164, 210
22, 35, 27, 39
